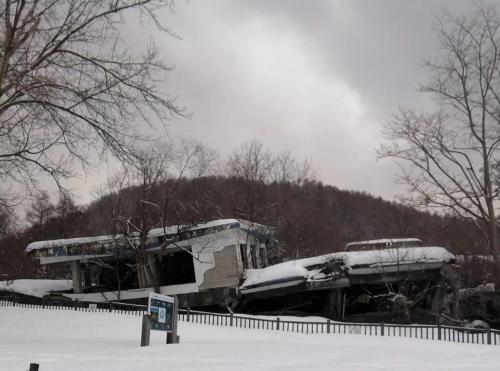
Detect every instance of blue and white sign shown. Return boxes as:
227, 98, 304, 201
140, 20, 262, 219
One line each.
148, 292, 174, 332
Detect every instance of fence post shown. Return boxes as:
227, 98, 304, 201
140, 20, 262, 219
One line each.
326, 320, 331, 333
29, 363, 39, 371
487, 329, 492, 345
166, 296, 180, 344
230, 313, 234, 327
381, 322, 385, 336
186, 307, 190, 322
140, 313, 151, 347
276, 317, 280, 331
437, 322, 442, 341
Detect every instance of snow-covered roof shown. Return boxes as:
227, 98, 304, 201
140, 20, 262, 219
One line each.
243, 264, 310, 288
147, 219, 240, 238
339, 246, 455, 267
147, 218, 274, 238
346, 238, 422, 247
241, 246, 456, 289
25, 235, 124, 253
26, 219, 273, 254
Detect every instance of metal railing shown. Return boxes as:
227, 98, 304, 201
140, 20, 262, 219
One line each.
2, 294, 499, 346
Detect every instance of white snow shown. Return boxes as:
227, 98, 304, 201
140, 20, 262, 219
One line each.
243, 264, 309, 287
242, 247, 456, 288
346, 238, 422, 247
25, 235, 124, 253
339, 246, 456, 268
0, 279, 72, 297
0, 306, 499, 370
25, 219, 241, 252
147, 219, 240, 238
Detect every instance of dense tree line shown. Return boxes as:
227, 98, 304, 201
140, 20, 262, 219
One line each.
0, 174, 484, 280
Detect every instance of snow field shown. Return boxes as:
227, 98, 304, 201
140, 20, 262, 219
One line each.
1, 307, 500, 370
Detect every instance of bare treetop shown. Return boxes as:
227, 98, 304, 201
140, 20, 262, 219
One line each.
379, 3, 500, 276
0, 0, 184, 200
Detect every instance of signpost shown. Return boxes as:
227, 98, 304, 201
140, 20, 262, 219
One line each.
141, 292, 179, 346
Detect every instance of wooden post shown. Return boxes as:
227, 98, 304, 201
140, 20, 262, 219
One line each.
276, 317, 280, 331
141, 313, 151, 347
230, 313, 234, 327
381, 322, 385, 336
487, 329, 492, 345
437, 322, 442, 341
327, 320, 331, 334
29, 363, 39, 371
186, 307, 190, 322
166, 296, 179, 344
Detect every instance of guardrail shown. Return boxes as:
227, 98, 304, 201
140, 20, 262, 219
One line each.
2, 294, 499, 346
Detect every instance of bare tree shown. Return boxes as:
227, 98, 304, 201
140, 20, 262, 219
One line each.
174, 137, 219, 178
55, 190, 77, 219
270, 150, 317, 185
26, 190, 54, 226
227, 139, 274, 183
100, 138, 212, 292
0, 202, 15, 237
379, 3, 500, 276
118, 143, 172, 291
0, 0, 184, 201
226, 139, 273, 219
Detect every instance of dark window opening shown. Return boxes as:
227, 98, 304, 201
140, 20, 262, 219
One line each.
88, 259, 139, 292
250, 244, 257, 268
259, 247, 266, 267
158, 247, 196, 286
240, 244, 248, 269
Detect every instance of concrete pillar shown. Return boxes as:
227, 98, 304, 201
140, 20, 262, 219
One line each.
71, 260, 82, 294
323, 289, 345, 319
323, 290, 336, 318
338, 289, 344, 319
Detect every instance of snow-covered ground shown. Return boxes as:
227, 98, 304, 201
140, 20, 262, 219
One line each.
0, 279, 72, 297
1, 306, 499, 370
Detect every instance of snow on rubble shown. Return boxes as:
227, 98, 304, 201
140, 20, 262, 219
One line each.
340, 246, 456, 268
0, 279, 72, 297
0, 306, 499, 371
242, 246, 456, 288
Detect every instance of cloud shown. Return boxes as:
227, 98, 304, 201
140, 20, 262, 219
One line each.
64, 0, 480, 204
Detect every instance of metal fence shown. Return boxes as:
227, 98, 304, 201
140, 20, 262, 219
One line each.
2, 294, 499, 346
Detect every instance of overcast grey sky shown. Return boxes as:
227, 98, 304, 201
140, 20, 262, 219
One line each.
68, 0, 477, 204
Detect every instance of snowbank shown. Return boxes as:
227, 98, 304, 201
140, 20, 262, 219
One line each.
0, 279, 72, 297
0, 306, 499, 370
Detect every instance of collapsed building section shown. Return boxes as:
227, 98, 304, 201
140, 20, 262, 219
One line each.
25, 219, 276, 307
240, 239, 458, 321
26, 229, 459, 322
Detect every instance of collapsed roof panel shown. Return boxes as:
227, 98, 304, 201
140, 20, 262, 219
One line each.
240, 246, 456, 294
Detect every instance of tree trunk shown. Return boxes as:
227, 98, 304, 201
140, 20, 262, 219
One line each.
484, 162, 500, 281
485, 204, 500, 281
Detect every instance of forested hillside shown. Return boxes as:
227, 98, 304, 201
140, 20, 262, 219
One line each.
0, 175, 482, 279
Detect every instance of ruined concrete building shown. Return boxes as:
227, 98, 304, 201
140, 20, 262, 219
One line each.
26, 223, 459, 321
26, 219, 276, 307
